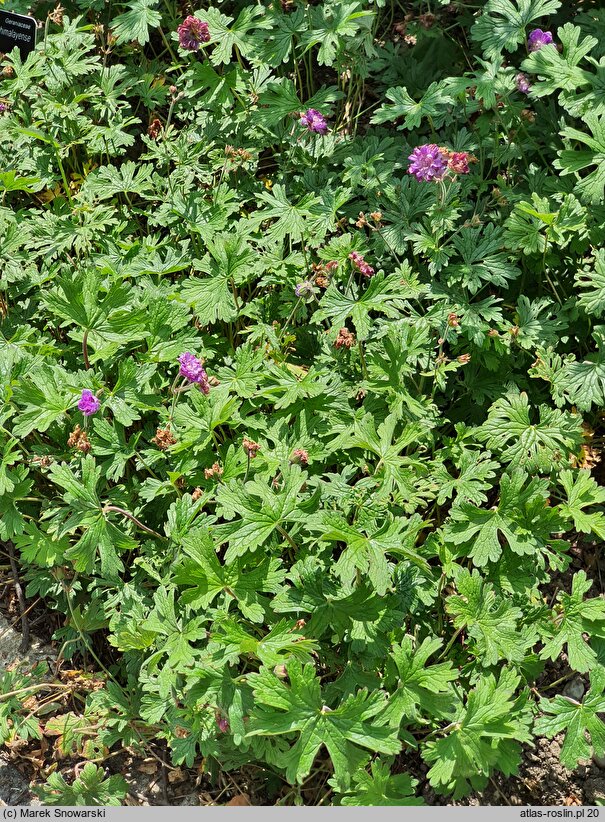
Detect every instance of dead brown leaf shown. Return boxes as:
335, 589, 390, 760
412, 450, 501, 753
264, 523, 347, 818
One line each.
136, 759, 158, 775
167, 767, 186, 784
226, 793, 251, 806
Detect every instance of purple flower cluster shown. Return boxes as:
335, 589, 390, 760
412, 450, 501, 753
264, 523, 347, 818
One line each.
407, 144, 448, 182
407, 145, 473, 182
78, 389, 100, 417
300, 109, 328, 135
178, 352, 210, 394
0, 103, 8, 114
177, 16, 210, 51
349, 252, 375, 278
527, 28, 554, 52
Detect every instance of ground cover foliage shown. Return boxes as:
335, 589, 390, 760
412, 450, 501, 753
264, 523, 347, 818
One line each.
2, 0, 605, 806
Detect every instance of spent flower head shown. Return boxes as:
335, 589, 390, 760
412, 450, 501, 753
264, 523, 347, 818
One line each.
177, 16, 210, 51
446, 151, 471, 175
204, 462, 223, 480
67, 424, 91, 453
243, 437, 261, 459
152, 427, 176, 450
334, 328, 356, 350
290, 448, 309, 467
77, 389, 100, 417
147, 118, 162, 140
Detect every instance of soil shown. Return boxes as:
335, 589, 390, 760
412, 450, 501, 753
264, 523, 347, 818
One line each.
2, 539, 605, 807
467, 738, 605, 807
408, 736, 605, 807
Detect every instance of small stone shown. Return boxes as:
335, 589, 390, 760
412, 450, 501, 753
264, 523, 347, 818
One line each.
563, 676, 585, 702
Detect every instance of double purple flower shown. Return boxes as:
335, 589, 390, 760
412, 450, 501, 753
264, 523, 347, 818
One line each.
177, 16, 210, 51
178, 352, 210, 395
300, 109, 328, 135
78, 389, 100, 416
407, 144, 473, 182
407, 144, 448, 182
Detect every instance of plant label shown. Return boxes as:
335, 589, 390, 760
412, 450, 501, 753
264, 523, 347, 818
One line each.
0, 11, 37, 60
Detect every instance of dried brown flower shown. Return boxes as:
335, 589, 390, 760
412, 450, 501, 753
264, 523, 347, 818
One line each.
48, 4, 65, 25
204, 462, 223, 480
147, 118, 162, 140
225, 145, 252, 163
67, 425, 91, 453
418, 12, 436, 28
572, 445, 601, 471
152, 427, 176, 450
243, 437, 261, 459
334, 327, 356, 350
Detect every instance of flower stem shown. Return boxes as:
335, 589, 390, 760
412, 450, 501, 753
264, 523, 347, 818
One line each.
358, 339, 368, 380
82, 329, 90, 370
102, 504, 165, 540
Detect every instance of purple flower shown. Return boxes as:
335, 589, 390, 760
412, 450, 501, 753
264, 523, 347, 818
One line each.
216, 714, 229, 733
177, 16, 210, 51
0, 103, 8, 114
78, 389, 100, 417
527, 29, 554, 52
300, 109, 328, 135
515, 72, 531, 94
178, 352, 210, 394
407, 144, 448, 182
